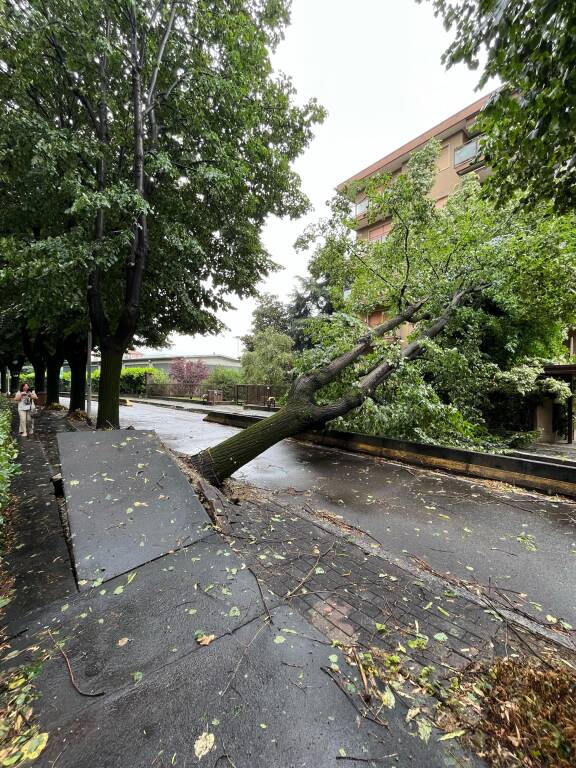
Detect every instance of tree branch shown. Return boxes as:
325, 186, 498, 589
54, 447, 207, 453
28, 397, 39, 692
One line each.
316, 284, 488, 423
294, 299, 426, 396
145, 0, 177, 143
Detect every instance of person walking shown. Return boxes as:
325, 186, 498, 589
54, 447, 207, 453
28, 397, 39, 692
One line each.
15, 382, 38, 437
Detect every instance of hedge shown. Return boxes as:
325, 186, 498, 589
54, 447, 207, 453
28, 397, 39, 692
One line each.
0, 398, 18, 522
60, 366, 168, 396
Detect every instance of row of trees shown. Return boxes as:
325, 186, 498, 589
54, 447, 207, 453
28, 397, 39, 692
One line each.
0, 0, 324, 426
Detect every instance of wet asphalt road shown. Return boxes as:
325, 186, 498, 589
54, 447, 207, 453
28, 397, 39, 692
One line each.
73, 399, 576, 625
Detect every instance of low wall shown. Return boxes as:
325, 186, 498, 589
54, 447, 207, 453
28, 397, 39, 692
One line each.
203, 411, 576, 497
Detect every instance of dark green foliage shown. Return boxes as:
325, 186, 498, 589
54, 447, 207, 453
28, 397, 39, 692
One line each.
0, 0, 324, 427
0, 399, 18, 518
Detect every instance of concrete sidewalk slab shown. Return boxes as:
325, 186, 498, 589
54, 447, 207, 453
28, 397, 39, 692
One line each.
57, 430, 210, 586
32, 605, 479, 768
8, 535, 280, 727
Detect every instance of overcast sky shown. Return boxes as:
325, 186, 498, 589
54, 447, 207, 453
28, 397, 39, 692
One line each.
148, 0, 492, 360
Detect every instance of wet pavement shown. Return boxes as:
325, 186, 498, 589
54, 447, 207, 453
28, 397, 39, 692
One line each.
3, 409, 483, 768
68, 399, 576, 625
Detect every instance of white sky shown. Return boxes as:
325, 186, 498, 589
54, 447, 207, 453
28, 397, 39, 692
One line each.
147, 0, 491, 360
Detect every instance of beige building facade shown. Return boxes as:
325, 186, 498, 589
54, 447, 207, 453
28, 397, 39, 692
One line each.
339, 92, 495, 246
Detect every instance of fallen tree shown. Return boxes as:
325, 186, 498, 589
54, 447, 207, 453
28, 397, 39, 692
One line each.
189, 143, 576, 485
190, 293, 470, 483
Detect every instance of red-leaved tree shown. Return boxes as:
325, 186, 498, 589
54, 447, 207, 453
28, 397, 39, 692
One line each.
170, 359, 209, 394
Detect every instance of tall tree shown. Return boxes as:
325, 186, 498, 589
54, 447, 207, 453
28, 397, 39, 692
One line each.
425, 0, 576, 211
188, 143, 576, 484
241, 328, 294, 384
0, 0, 324, 428
241, 293, 291, 351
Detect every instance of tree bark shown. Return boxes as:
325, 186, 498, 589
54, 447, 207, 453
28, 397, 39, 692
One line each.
189, 401, 321, 485
96, 346, 124, 429
32, 361, 46, 393
66, 334, 88, 413
188, 289, 479, 486
68, 358, 86, 413
21, 327, 46, 394
0, 366, 7, 395
8, 358, 24, 395
46, 355, 64, 406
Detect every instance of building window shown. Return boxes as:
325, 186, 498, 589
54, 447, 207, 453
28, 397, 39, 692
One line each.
437, 144, 450, 171
355, 198, 369, 217
368, 222, 391, 242
454, 137, 480, 166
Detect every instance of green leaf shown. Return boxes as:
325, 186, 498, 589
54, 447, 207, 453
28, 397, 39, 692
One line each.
438, 729, 466, 741
381, 686, 396, 709
417, 719, 432, 744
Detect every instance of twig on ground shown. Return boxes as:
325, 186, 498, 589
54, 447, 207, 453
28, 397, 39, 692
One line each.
352, 647, 372, 703
321, 667, 388, 728
246, 565, 274, 625
220, 622, 268, 697
214, 752, 238, 768
47, 630, 105, 697
335, 756, 398, 763
284, 542, 335, 599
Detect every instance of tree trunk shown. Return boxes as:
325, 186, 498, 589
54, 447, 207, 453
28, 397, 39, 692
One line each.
189, 402, 321, 485
8, 358, 24, 395
187, 292, 472, 485
46, 356, 64, 406
21, 327, 47, 395
68, 357, 87, 413
96, 346, 124, 429
0, 366, 7, 395
65, 334, 88, 413
32, 361, 46, 393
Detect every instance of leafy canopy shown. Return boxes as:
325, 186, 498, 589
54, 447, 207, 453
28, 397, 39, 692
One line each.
241, 328, 294, 385
0, 0, 325, 347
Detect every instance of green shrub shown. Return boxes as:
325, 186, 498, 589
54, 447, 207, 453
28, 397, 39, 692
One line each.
19, 372, 35, 387
60, 366, 168, 395
118, 367, 167, 395
0, 399, 18, 520
204, 367, 243, 389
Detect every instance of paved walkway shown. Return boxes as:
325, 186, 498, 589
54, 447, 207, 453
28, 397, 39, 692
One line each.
1, 408, 493, 767
64, 398, 576, 626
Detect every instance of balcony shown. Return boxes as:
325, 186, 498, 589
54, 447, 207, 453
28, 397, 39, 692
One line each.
454, 137, 483, 173
353, 197, 369, 218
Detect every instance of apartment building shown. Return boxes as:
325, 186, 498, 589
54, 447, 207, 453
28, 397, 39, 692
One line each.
339, 92, 496, 245
337, 92, 496, 329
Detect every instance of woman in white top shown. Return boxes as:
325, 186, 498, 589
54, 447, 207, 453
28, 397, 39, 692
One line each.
15, 382, 38, 437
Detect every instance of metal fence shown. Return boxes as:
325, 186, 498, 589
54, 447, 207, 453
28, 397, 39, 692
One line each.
145, 378, 288, 406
